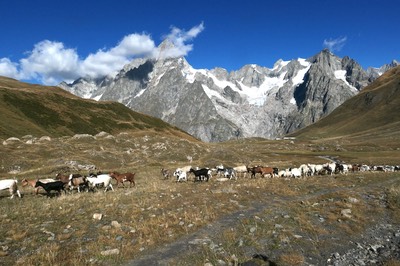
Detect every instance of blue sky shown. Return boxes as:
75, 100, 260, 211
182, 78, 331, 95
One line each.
0, 0, 398, 85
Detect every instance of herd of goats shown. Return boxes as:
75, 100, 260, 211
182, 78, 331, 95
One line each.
1, 162, 399, 199
0, 171, 135, 199
162, 162, 400, 182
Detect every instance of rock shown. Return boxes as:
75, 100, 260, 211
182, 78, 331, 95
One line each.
39, 136, 51, 141
111, 221, 121, 228
274, 224, 283, 229
3, 137, 21, 145
72, 134, 95, 140
347, 197, 359, 203
93, 213, 103, 220
101, 248, 120, 256
341, 209, 352, 218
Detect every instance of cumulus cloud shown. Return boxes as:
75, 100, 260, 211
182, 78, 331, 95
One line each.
80, 33, 155, 78
19, 40, 80, 84
0, 58, 19, 79
323, 36, 347, 52
0, 23, 204, 85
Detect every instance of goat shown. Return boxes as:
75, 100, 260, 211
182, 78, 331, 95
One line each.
189, 168, 212, 182
233, 165, 248, 178
109, 171, 135, 188
0, 179, 21, 199
68, 175, 89, 193
247, 166, 278, 178
35, 180, 66, 197
21, 178, 55, 195
223, 168, 237, 180
161, 168, 171, 179
173, 168, 187, 182
87, 174, 114, 192
55, 173, 70, 184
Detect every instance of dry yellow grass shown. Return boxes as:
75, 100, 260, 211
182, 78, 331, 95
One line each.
0, 132, 399, 265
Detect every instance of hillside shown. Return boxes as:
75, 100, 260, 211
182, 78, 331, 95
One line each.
0, 76, 196, 140
288, 65, 400, 143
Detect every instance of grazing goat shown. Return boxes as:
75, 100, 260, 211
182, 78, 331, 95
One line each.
0, 179, 21, 199
109, 171, 136, 188
35, 180, 66, 197
21, 178, 55, 195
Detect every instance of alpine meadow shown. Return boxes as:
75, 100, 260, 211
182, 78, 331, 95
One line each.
1, 63, 400, 266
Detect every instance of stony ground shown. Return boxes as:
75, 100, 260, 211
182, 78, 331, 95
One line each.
125, 176, 400, 266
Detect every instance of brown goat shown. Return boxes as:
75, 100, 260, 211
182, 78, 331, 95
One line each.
109, 171, 136, 188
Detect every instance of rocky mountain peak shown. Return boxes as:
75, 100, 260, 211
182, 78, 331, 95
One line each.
59, 49, 396, 142
309, 49, 341, 70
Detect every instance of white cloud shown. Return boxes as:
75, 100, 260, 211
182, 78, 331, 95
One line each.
323, 36, 347, 52
80, 33, 155, 78
0, 23, 203, 85
19, 40, 80, 84
157, 22, 205, 59
0, 58, 19, 79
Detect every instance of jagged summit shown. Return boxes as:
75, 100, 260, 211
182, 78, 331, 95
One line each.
59, 49, 396, 142
157, 39, 175, 52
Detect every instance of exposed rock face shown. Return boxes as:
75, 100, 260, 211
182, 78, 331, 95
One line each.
59, 45, 392, 142
367, 60, 399, 80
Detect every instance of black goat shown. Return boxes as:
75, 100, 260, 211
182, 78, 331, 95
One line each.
189, 168, 211, 182
35, 180, 66, 197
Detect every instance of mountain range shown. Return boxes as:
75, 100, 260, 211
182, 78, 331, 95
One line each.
59, 41, 399, 142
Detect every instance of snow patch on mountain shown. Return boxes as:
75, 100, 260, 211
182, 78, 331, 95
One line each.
273, 59, 290, 70
334, 70, 357, 91
298, 58, 309, 67
238, 71, 288, 106
93, 94, 103, 101
293, 60, 311, 86
202, 84, 224, 101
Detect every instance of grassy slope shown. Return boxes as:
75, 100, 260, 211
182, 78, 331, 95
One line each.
0, 76, 196, 141
288, 66, 400, 144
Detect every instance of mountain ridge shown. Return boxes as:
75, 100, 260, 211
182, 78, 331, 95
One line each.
288, 65, 400, 142
59, 45, 398, 142
0, 76, 195, 140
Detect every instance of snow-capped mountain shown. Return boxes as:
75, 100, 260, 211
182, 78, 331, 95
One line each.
59, 42, 388, 142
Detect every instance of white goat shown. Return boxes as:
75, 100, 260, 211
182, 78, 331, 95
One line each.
0, 179, 21, 199
289, 168, 302, 178
233, 165, 247, 178
173, 168, 187, 182
87, 174, 113, 192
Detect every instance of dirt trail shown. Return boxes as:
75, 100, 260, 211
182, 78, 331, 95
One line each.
125, 177, 400, 266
